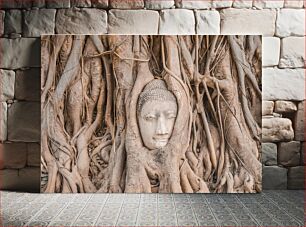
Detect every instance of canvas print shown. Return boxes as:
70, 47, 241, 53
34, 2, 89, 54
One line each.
41, 35, 262, 193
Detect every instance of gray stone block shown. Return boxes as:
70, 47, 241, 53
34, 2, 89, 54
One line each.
0, 102, 7, 142
46, 0, 70, 8
276, 9, 305, 37
263, 166, 287, 189
0, 38, 40, 69
91, 0, 108, 8
0, 10, 4, 35
262, 101, 274, 115
23, 9, 56, 37
15, 68, 40, 101
288, 166, 304, 189
262, 118, 294, 142
0, 143, 27, 169
0, 0, 32, 9
301, 142, 305, 165
109, 0, 144, 9
0, 167, 40, 192
195, 10, 220, 35
71, 0, 91, 7
32, 0, 46, 8
8, 102, 40, 142
262, 143, 277, 166
27, 143, 40, 167
56, 8, 107, 34
4, 10, 22, 35
145, 0, 175, 9
0, 69, 15, 102
274, 101, 297, 113
278, 141, 301, 167
294, 101, 305, 141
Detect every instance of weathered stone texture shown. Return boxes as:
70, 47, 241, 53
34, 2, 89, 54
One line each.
27, 143, 40, 167
253, 0, 284, 8
195, 10, 220, 35
160, 9, 195, 35
175, 0, 212, 9
262, 143, 277, 166
288, 166, 304, 189
262, 68, 305, 101
0, 102, 7, 142
284, 0, 304, 8
46, 0, 70, 8
56, 8, 107, 34
262, 118, 294, 142
8, 102, 40, 142
212, 0, 232, 8
262, 37, 280, 67
262, 101, 274, 115
23, 9, 56, 37
91, 0, 108, 8
0, 167, 40, 192
0, 0, 32, 9
0, 38, 40, 69
263, 166, 287, 189
15, 68, 40, 101
0, 143, 27, 169
301, 142, 305, 165
145, 0, 175, 9
276, 9, 305, 37
71, 0, 91, 7
32, 0, 46, 8
274, 101, 297, 113
110, 0, 144, 9
0, 69, 15, 102
278, 141, 301, 167
233, 0, 253, 8
4, 10, 22, 35
294, 101, 305, 141
279, 37, 305, 68
0, 10, 4, 36
109, 10, 159, 34
220, 9, 276, 35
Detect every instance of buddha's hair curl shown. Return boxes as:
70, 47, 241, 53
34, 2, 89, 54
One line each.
137, 79, 177, 114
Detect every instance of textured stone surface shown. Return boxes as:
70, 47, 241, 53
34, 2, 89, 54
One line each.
0, 102, 7, 142
46, 0, 70, 8
279, 37, 305, 68
56, 8, 107, 34
253, 0, 284, 8
262, 101, 274, 115
8, 102, 40, 142
110, 0, 144, 8
276, 9, 305, 37
175, 0, 212, 9
0, 143, 27, 169
32, 0, 46, 8
0, 69, 15, 102
27, 143, 40, 167
0, 167, 40, 192
0, 0, 32, 9
294, 101, 305, 141
109, 10, 159, 34
284, 0, 304, 8
23, 9, 56, 37
288, 166, 304, 189
91, 0, 108, 8
274, 101, 297, 113
0, 38, 40, 69
263, 166, 287, 189
233, 0, 253, 8
278, 141, 301, 167
212, 0, 232, 8
160, 9, 195, 35
145, 0, 175, 9
262, 37, 280, 67
262, 143, 277, 166
0, 10, 4, 35
220, 9, 276, 35
15, 68, 40, 101
301, 142, 305, 165
262, 118, 294, 142
195, 10, 220, 34
4, 10, 22, 35
71, 0, 91, 7
262, 68, 305, 101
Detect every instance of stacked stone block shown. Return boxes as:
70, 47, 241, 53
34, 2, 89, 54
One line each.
0, 0, 304, 192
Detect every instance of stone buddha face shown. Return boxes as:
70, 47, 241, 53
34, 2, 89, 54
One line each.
137, 80, 178, 150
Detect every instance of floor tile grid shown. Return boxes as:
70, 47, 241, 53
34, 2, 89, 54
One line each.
201, 194, 222, 226
157, 194, 178, 226
175, 196, 198, 226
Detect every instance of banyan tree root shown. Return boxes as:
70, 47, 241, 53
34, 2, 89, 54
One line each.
41, 35, 262, 193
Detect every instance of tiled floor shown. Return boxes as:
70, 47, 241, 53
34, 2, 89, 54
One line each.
1, 190, 304, 226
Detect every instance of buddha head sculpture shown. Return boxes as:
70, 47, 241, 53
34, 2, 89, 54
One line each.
137, 79, 178, 150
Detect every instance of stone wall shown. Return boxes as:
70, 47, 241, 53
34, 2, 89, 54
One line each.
0, 0, 305, 192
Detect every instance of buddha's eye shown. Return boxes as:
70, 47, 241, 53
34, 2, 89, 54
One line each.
166, 112, 176, 119
144, 115, 156, 121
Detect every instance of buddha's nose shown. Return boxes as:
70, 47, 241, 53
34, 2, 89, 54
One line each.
156, 116, 168, 135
